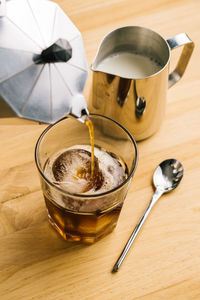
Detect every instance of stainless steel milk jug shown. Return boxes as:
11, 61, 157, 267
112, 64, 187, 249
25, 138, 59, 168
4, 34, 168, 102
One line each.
89, 26, 194, 140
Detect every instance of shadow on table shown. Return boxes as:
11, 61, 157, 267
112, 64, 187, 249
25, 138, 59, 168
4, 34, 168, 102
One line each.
0, 97, 16, 118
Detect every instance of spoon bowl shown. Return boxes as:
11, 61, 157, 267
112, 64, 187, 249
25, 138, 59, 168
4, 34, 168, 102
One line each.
153, 159, 184, 192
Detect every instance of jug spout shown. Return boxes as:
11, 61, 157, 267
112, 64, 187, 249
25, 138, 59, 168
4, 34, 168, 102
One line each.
91, 31, 114, 73
69, 94, 89, 123
91, 29, 124, 77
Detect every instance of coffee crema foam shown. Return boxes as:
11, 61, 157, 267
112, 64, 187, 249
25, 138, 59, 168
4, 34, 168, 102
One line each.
44, 145, 127, 195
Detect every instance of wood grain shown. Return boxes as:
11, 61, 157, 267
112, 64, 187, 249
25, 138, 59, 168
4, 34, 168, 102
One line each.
0, 0, 200, 299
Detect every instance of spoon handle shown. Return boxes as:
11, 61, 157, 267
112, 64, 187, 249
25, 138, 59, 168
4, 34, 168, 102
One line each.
112, 189, 163, 272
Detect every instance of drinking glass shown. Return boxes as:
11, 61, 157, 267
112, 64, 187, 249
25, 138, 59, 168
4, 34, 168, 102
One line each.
35, 114, 138, 243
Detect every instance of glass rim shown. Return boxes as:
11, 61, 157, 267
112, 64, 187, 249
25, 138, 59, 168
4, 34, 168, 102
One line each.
35, 113, 138, 199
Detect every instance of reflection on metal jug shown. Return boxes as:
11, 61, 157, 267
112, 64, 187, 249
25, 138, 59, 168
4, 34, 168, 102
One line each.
89, 26, 194, 141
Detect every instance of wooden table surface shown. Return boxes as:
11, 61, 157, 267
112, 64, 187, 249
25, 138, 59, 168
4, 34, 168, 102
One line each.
0, 0, 200, 299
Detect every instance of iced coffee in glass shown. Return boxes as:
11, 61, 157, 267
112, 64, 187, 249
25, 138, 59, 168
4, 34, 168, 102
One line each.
35, 114, 138, 243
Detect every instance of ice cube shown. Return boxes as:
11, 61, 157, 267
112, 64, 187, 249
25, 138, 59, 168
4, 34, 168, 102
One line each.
52, 149, 102, 193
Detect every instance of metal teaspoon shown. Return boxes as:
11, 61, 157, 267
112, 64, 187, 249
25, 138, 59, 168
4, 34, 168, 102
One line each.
112, 158, 184, 272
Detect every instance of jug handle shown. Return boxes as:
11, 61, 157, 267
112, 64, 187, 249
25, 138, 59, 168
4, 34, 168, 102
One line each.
167, 33, 194, 88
